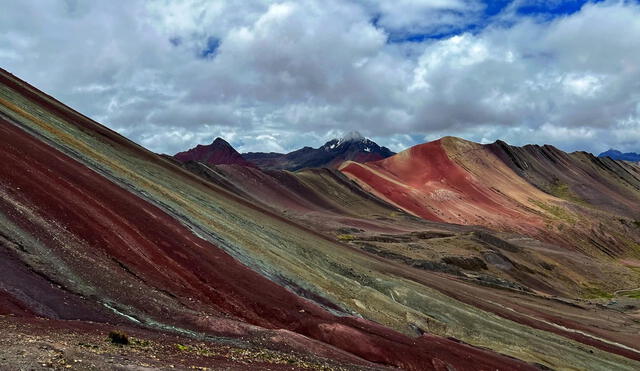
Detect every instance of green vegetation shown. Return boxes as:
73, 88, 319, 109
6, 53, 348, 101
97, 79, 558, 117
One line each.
548, 182, 586, 205
175, 343, 219, 357
108, 330, 129, 345
582, 287, 614, 299
175, 343, 190, 351
530, 199, 576, 224
625, 290, 640, 299
337, 234, 356, 241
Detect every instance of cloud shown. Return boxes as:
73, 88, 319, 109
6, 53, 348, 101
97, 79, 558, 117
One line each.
404, 1, 640, 151
362, 0, 484, 38
0, 0, 639, 155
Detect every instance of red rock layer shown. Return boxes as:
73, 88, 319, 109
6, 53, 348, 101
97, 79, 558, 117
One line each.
341, 138, 544, 232
0, 118, 534, 370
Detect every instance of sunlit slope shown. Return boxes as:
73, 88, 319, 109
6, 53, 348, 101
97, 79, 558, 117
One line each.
1, 68, 640, 369
182, 145, 640, 304
341, 136, 640, 257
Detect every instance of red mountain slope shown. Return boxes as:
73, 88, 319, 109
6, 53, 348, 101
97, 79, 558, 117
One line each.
340, 137, 548, 234
0, 70, 541, 370
340, 136, 640, 256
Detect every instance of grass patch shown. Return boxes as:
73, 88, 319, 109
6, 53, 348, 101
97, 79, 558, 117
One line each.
175, 344, 190, 352
626, 291, 640, 299
175, 343, 219, 357
337, 234, 356, 241
582, 287, 614, 299
530, 199, 576, 224
548, 182, 586, 205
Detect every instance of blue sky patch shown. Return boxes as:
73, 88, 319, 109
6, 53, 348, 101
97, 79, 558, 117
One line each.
382, 0, 612, 44
169, 36, 182, 47
516, 0, 603, 18
199, 36, 220, 59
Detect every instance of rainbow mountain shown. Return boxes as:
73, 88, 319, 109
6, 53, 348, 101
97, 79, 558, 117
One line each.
1, 68, 640, 370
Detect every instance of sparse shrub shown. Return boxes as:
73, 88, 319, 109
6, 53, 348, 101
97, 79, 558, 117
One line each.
175, 344, 190, 351
337, 234, 355, 241
131, 338, 150, 347
582, 287, 613, 300
539, 262, 555, 271
108, 330, 130, 345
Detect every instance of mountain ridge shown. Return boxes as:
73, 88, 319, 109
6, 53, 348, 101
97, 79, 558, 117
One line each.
174, 137, 255, 167
243, 131, 395, 170
599, 149, 640, 162
341, 136, 640, 254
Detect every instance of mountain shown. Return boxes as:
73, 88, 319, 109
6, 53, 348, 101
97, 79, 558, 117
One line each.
174, 137, 255, 167
341, 136, 640, 255
0, 68, 537, 369
599, 149, 640, 162
243, 131, 395, 170
2, 67, 640, 370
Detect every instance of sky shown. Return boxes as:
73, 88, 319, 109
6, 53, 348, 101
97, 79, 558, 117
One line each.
1, 0, 639, 155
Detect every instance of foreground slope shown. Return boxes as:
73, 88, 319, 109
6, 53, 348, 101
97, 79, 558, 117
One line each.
1, 68, 640, 369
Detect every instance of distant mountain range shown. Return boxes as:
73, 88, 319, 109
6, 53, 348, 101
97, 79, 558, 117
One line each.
598, 149, 640, 162
244, 131, 394, 170
174, 131, 395, 170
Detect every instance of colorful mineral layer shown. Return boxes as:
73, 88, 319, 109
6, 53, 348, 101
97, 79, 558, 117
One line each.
1, 67, 640, 370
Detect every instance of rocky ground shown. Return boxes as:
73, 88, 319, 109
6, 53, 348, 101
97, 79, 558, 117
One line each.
0, 315, 376, 371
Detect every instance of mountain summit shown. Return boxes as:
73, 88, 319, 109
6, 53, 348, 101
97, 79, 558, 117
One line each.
244, 132, 395, 170
174, 137, 255, 167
